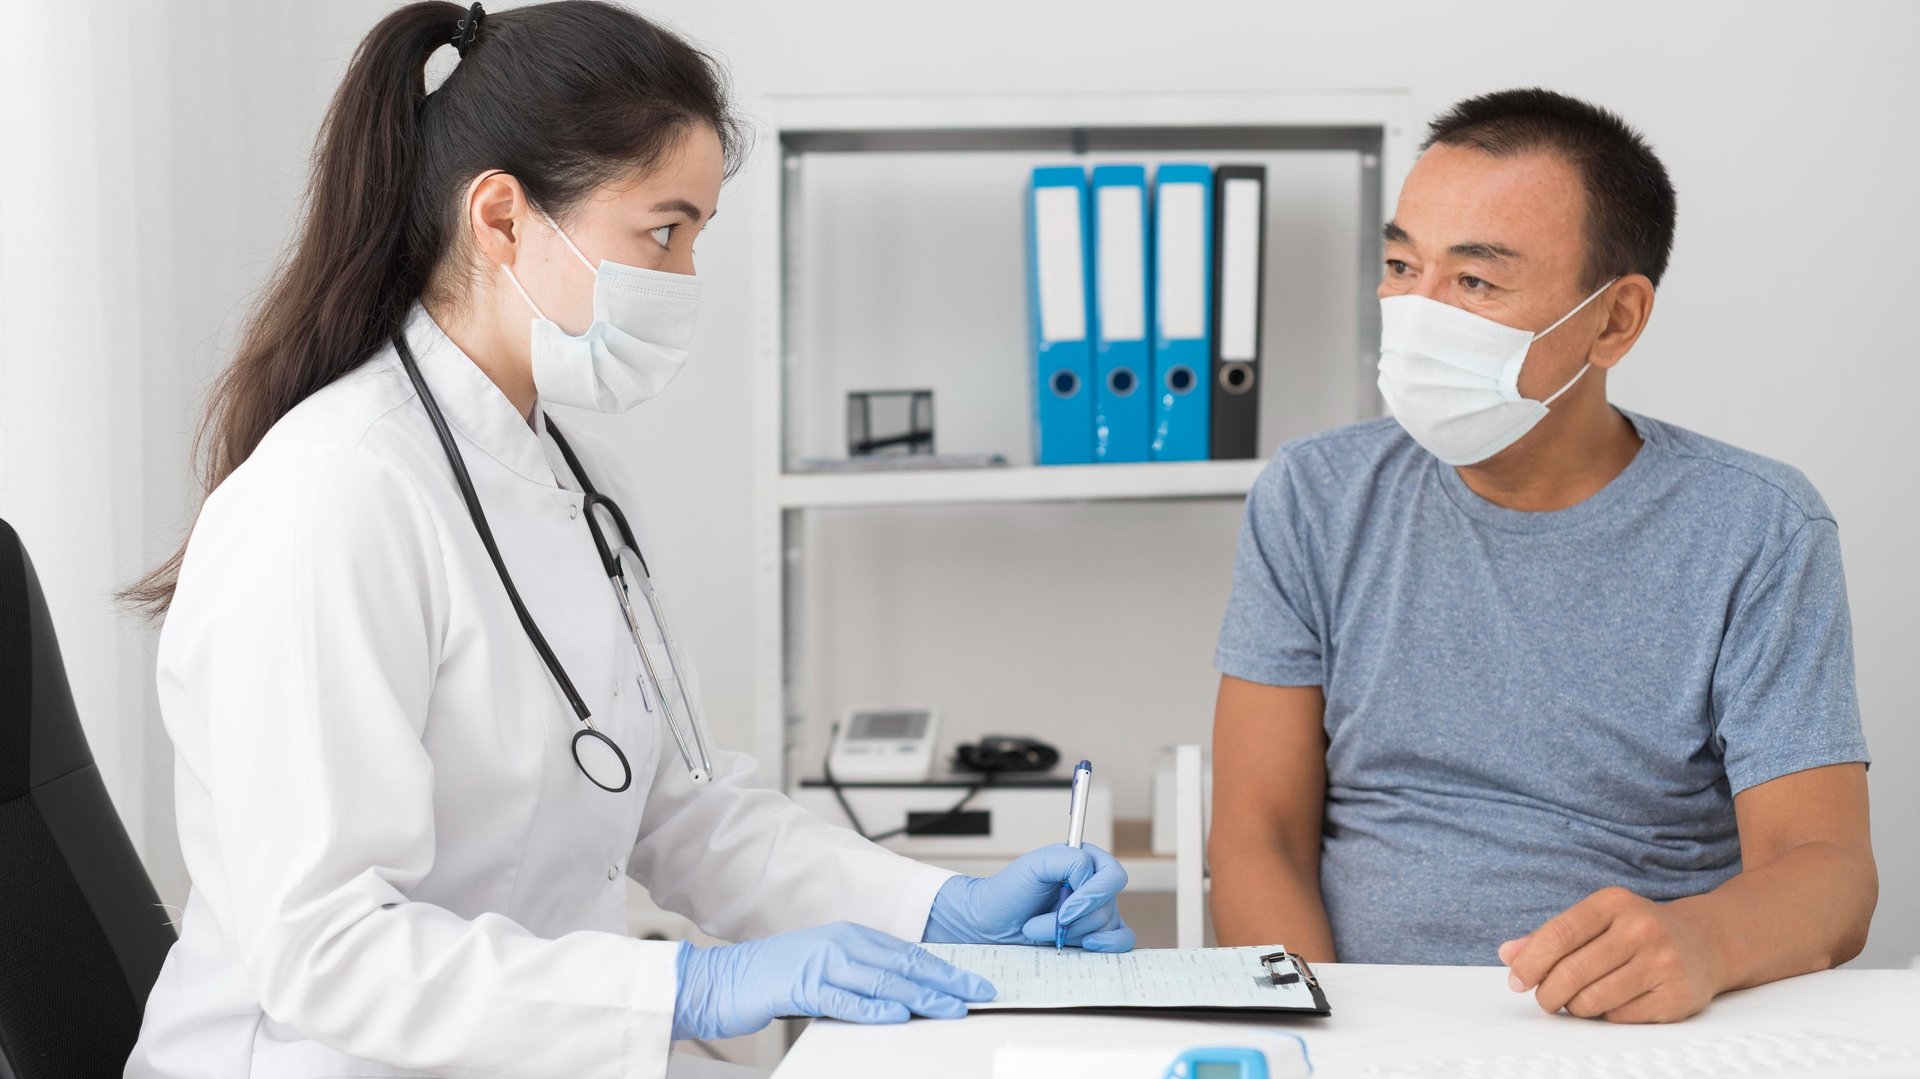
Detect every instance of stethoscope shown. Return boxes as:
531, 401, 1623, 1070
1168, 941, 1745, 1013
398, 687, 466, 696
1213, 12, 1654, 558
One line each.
393, 331, 715, 793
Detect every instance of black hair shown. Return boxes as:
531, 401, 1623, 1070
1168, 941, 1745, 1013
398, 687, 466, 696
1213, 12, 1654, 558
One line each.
1423, 87, 1676, 290
124, 0, 740, 615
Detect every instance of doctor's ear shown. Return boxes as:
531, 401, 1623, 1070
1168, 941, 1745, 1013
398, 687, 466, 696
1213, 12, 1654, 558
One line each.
1587, 274, 1655, 370
465, 170, 536, 266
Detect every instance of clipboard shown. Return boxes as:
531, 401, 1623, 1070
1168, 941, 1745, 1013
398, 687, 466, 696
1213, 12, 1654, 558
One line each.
918, 943, 1332, 1017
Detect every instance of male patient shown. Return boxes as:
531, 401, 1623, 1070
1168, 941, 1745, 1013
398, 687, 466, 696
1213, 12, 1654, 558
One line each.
1208, 87, 1875, 1024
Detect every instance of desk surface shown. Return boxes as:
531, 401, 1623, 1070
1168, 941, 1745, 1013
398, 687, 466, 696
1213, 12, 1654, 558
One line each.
772, 963, 1920, 1077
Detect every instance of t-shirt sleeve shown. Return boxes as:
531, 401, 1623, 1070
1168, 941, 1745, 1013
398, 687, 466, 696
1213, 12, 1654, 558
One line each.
1712, 516, 1871, 794
1214, 453, 1325, 687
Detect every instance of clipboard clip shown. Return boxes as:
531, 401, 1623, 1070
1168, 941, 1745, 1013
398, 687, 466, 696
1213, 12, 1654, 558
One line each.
1259, 947, 1318, 989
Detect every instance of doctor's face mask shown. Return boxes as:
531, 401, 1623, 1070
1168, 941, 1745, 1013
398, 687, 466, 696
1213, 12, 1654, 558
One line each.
499, 212, 702, 414
490, 124, 723, 414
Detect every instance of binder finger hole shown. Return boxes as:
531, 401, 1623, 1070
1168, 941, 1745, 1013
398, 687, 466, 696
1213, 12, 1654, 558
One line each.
1219, 361, 1255, 395
1166, 365, 1195, 394
1107, 368, 1136, 396
1049, 370, 1080, 398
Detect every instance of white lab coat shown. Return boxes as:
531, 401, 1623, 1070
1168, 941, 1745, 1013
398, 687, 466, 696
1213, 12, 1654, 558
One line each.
124, 306, 955, 1078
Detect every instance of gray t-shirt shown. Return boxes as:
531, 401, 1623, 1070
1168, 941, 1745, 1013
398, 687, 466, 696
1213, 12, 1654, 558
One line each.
1214, 410, 1868, 965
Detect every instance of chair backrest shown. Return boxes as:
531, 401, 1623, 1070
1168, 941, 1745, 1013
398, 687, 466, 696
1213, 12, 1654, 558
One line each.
0, 518, 176, 1078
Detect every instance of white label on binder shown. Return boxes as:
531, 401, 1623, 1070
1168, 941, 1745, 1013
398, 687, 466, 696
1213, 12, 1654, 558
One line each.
1157, 183, 1206, 340
1219, 177, 1263, 361
1034, 186, 1087, 343
1096, 184, 1146, 342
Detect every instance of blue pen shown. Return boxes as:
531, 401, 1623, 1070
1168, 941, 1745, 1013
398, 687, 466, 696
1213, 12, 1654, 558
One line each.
1055, 759, 1093, 951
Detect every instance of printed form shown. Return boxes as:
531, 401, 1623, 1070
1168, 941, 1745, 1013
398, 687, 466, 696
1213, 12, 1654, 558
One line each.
919, 944, 1321, 1012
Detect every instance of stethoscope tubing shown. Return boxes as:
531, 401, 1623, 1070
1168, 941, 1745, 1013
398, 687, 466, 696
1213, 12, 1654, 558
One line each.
393, 332, 596, 726
393, 331, 714, 792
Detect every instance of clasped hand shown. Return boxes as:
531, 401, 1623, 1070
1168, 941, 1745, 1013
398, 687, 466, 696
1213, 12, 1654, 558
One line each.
1501, 886, 1723, 1023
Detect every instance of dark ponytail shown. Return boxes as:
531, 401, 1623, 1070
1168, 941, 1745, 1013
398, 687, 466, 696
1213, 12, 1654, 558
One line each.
122, 1, 740, 616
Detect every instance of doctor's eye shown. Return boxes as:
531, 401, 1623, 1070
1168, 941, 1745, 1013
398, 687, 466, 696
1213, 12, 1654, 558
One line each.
1384, 258, 1411, 276
650, 224, 676, 249
1459, 274, 1492, 292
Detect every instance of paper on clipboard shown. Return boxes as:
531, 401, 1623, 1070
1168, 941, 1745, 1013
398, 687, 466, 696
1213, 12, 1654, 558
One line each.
919, 944, 1328, 1013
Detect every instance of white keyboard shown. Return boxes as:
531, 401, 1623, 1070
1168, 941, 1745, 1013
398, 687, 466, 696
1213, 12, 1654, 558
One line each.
1358, 1030, 1920, 1078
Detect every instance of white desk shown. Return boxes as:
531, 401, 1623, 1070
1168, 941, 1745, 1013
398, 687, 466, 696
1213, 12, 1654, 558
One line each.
771, 963, 1920, 1076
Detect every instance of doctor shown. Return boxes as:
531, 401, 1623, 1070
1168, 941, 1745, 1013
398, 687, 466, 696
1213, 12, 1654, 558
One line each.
121, 3, 1132, 1076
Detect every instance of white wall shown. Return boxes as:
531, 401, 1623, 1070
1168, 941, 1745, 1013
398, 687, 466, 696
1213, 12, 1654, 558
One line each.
9, 0, 1910, 976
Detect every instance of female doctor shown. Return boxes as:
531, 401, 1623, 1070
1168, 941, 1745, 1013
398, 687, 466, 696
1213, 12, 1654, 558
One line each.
121, 3, 1132, 1076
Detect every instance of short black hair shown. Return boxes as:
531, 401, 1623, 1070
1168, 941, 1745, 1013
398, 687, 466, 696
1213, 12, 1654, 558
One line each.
1423, 88, 1677, 290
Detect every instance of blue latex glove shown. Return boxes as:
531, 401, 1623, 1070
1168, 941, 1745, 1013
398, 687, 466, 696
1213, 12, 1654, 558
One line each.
671, 922, 996, 1041
922, 843, 1135, 952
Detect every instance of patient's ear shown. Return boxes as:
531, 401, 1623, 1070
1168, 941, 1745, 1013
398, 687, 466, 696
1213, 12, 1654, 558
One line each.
1589, 275, 1654, 370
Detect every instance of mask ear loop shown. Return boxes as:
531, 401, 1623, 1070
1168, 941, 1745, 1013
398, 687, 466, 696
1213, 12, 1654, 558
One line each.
1541, 361, 1592, 405
1531, 277, 1619, 342
499, 262, 547, 320
498, 208, 599, 320
1531, 277, 1618, 406
539, 210, 600, 274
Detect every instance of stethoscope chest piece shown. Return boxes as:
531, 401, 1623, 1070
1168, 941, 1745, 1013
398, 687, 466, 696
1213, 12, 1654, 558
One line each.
571, 728, 633, 793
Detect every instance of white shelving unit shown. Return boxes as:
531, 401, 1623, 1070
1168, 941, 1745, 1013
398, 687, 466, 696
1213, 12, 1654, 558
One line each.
779, 459, 1269, 509
751, 92, 1412, 889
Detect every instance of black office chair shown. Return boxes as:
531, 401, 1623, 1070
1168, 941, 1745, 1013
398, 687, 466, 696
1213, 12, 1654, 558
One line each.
0, 518, 176, 1077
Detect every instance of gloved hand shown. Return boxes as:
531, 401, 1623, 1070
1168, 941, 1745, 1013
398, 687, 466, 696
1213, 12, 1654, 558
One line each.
922, 843, 1135, 952
671, 921, 996, 1041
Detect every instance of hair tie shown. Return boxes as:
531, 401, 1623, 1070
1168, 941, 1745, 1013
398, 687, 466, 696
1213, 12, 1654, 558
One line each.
452, 3, 485, 56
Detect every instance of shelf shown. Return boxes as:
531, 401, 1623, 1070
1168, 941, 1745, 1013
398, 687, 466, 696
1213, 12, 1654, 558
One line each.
923, 856, 1198, 895
751, 91, 1413, 792
919, 820, 1202, 895
763, 90, 1414, 146
778, 459, 1268, 509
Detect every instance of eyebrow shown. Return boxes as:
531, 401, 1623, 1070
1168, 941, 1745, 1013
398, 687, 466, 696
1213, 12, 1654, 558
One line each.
653, 198, 714, 223
1382, 221, 1523, 263
1449, 240, 1522, 262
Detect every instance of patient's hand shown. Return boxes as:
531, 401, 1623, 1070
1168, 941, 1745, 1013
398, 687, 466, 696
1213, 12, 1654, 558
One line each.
1498, 886, 1721, 1023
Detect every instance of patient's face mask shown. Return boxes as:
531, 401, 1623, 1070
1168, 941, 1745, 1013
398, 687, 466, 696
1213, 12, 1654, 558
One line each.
1376, 280, 1615, 466
500, 211, 702, 414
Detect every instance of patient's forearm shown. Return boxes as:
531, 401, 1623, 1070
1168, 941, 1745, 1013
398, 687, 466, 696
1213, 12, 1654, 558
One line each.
1676, 839, 1877, 994
1208, 836, 1336, 961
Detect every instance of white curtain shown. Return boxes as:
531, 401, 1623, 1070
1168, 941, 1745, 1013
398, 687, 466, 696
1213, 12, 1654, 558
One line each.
0, 0, 172, 870
0, 0, 317, 917
0, 0, 498, 928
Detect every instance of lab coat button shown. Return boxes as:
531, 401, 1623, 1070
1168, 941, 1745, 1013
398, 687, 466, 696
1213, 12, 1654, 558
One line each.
608, 865, 619, 880
568, 503, 580, 519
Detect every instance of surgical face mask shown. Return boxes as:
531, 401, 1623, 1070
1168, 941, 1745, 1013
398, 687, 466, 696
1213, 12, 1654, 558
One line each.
500, 211, 702, 413
1376, 279, 1615, 466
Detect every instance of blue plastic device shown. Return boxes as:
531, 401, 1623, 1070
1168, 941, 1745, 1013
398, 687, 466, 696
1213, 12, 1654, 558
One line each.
1161, 1047, 1273, 1079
